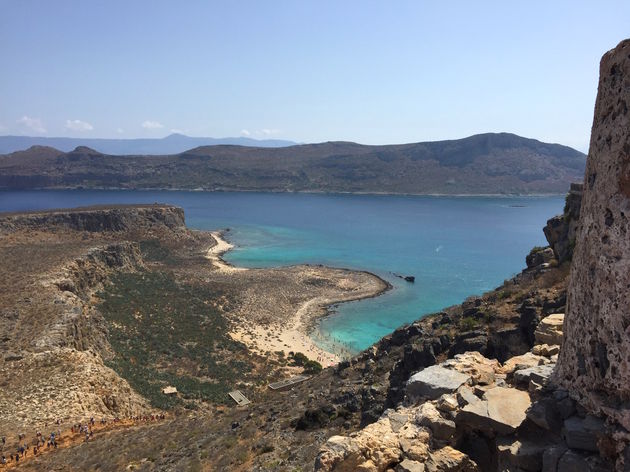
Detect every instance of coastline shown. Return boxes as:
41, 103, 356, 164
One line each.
0, 186, 569, 198
205, 231, 246, 273
208, 231, 390, 366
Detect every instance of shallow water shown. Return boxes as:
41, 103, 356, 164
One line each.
0, 190, 563, 354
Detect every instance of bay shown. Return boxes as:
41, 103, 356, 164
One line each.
0, 190, 563, 354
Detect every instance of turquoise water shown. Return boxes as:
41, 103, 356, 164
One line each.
0, 190, 563, 354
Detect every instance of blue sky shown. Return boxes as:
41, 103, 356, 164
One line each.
1, 1, 629, 151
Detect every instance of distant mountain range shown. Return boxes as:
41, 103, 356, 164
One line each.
0, 133, 586, 195
0, 133, 296, 155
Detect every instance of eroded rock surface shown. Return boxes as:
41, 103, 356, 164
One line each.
555, 39, 630, 434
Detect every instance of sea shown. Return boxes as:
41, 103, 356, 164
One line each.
0, 190, 563, 355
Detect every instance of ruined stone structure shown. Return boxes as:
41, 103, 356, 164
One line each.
556, 39, 630, 431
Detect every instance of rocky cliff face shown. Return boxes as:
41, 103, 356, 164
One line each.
0, 206, 190, 431
556, 39, 630, 434
543, 182, 583, 262
0, 204, 185, 233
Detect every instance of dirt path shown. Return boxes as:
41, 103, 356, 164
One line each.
0, 417, 167, 470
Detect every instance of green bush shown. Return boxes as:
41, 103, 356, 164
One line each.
303, 360, 323, 375
459, 316, 478, 331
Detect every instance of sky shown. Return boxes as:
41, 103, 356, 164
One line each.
1, 1, 629, 151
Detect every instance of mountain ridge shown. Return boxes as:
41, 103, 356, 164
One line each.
0, 133, 297, 155
0, 132, 586, 195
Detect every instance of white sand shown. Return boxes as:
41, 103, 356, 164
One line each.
206, 231, 341, 366
230, 298, 341, 367
205, 232, 246, 273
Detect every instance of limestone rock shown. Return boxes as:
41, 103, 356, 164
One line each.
555, 39, 630, 432
407, 365, 471, 401
424, 446, 479, 472
441, 352, 498, 386
396, 459, 425, 472
532, 344, 560, 357
456, 386, 531, 435
534, 313, 564, 346
437, 394, 459, 412
315, 415, 426, 472
415, 402, 456, 441
501, 352, 549, 375
513, 363, 556, 387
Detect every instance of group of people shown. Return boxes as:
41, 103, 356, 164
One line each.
0, 414, 167, 467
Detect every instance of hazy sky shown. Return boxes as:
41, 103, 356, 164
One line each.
1, 1, 629, 151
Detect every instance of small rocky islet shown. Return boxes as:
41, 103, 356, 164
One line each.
0, 38, 629, 472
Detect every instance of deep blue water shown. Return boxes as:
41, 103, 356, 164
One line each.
0, 190, 563, 354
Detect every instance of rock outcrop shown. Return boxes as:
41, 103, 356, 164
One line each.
543, 183, 583, 262
555, 39, 630, 455
0, 204, 186, 233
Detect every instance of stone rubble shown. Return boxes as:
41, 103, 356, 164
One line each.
316, 311, 616, 471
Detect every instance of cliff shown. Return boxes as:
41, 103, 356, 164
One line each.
0, 132, 585, 195
0, 204, 185, 233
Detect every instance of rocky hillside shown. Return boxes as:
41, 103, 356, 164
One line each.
314, 38, 630, 472
0, 132, 585, 194
2, 183, 575, 471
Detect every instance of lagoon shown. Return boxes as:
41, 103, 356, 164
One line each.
0, 190, 563, 354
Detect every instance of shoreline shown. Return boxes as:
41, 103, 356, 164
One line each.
207, 231, 390, 366
0, 187, 569, 198
205, 231, 246, 273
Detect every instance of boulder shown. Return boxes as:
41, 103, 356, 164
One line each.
562, 415, 606, 452
415, 402, 456, 441
436, 394, 459, 413
501, 352, 549, 375
398, 424, 430, 462
407, 365, 471, 401
424, 446, 479, 472
396, 459, 425, 472
526, 246, 555, 268
456, 386, 481, 408
456, 387, 531, 435
441, 352, 498, 386
315, 417, 403, 471
513, 363, 555, 386
532, 344, 560, 357
534, 313, 564, 346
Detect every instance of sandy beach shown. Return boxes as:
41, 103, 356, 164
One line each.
206, 231, 246, 273
207, 231, 387, 367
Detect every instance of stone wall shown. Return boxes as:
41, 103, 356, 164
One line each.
555, 39, 630, 430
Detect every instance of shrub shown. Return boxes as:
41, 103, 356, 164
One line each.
303, 360, 323, 375
459, 316, 478, 331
